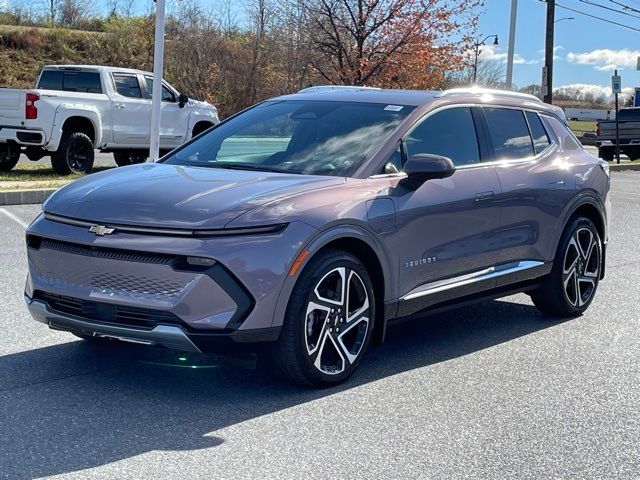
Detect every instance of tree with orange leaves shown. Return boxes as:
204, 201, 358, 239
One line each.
303, 0, 483, 89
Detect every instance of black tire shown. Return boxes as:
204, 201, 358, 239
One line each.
599, 150, 614, 162
0, 144, 20, 172
113, 150, 148, 167
531, 217, 602, 317
51, 131, 94, 175
270, 249, 376, 387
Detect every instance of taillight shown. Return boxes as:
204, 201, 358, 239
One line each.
25, 92, 39, 120
596, 123, 600, 136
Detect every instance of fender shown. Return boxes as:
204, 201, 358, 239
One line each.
550, 190, 607, 260
269, 221, 395, 339
47, 104, 102, 151
187, 108, 220, 140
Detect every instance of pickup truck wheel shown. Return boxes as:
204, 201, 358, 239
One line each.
113, 151, 148, 167
598, 148, 614, 162
51, 132, 94, 175
0, 144, 20, 172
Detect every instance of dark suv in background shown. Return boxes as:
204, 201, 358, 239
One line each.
25, 86, 610, 386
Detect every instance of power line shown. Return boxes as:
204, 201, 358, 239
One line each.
608, 0, 640, 14
555, 2, 640, 32
576, 0, 640, 20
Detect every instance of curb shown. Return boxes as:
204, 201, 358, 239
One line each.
610, 163, 640, 172
0, 188, 57, 206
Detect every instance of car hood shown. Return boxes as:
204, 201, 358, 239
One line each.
44, 163, 344, 229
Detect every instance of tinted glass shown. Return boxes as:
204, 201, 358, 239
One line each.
61, 72, 102, 94
144, 77, 175, 102
37, 70, 63, 90
484, 108, 534, 159
525, 111, 550, 154
113, 74, 142, 98
618, 109, 640, 121
405, 107, 480, 166
544, 115, 581, 151
164, 100, 414, 176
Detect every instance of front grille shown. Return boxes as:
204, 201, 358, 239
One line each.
34, 291, 182, 330
38, 238, 174, 265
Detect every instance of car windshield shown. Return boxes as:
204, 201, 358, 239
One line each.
162, 100, 414, 176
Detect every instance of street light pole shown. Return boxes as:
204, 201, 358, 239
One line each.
505, 0, 518, 90
472, 35, 498, 85
543, 0, 555, 104
149, 0, 166, 162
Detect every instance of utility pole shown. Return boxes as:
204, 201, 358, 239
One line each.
149, 0, 166, 162
543, 0, 555, 104
506, 0, 518, 90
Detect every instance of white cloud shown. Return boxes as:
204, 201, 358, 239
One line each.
554, 83, 634, 101
478, 45, 539, 65
566, 49, 640, 71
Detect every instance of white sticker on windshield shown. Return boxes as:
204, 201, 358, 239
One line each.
384, 105, 404, 111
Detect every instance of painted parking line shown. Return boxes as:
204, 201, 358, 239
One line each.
0, 207, 29, 229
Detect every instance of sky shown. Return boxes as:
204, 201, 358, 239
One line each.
478, 0, 640, 98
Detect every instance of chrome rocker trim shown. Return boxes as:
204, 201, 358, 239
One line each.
402, 260, 545, 301
25, 295, 201, 352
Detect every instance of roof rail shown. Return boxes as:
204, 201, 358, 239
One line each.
298, 85, 382, 93
438, 87, 543, 103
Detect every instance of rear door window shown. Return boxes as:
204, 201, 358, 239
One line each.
525, 111, 551, 154
113, 74, 142, 98
405, 107, 481, 167
37, 71, 102, 94
484, 107, 534, 160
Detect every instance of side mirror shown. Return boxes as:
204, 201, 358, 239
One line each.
401, 154, 455, 190
178, 93, 189, 108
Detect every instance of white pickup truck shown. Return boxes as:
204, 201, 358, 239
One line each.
0, 65, 219, 174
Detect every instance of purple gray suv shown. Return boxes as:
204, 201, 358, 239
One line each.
25, 87, 610, 386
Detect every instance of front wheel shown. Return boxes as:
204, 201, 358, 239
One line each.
271, 249, 375, 387
0, 144, 20, 172
531, 217, 602, 317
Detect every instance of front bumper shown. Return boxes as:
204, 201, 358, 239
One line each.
26, 294, 201, 351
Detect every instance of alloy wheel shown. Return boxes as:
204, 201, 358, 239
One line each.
304, 267, 370, 375
563, 227, 599, 307
68, 139, 93, 172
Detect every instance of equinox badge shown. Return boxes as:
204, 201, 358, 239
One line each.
89, 225, 116, 236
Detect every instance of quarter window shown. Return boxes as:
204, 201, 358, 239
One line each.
405, 107, 480, 166
113, 74, 142, 98
484, 108, 534, 160
525, 111, 551, 154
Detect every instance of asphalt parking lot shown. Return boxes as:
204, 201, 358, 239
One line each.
0, 173, 639, 479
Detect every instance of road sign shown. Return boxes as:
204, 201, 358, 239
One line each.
612, 75, 622, 94
637, 56, 640, 71
541, 66, 548, 96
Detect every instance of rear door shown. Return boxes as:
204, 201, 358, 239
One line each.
111, 73, 150, 145
391, 106, 503, 316
483, 107, 575, 283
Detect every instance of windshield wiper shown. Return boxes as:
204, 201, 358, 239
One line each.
188, 162, 288, 173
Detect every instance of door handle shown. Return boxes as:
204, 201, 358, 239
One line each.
475, 191, 495, 202
114, 104, 125, 110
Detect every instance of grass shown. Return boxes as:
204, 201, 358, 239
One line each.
569, 120, 597, 135
0, 164, 114, 191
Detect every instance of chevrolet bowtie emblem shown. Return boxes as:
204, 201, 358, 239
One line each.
89, 225, 116, 236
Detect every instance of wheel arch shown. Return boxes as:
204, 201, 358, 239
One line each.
272, 223, 394, 345
191, 121, 214, 138
48, 106, 102, 150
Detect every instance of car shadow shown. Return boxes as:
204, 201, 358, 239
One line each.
0, 298, 568, 479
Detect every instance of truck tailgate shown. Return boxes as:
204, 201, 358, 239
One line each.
0, 89, 25, 123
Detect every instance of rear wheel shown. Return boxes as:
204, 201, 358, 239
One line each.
598, 148, 614, 162
113, 150, 148, 167
531, 217, 601, 317
0, 144, 20, 172
271, 249, 375, 387
51, 131, 94, 175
